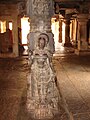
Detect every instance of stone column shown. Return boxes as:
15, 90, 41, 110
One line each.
59, 19, 62, 43
89, 27, 90, 44
75, 14, 89, 55
17, 16, 22, 42
17, 16, 21, 28
74, 19, 78, 45
26, 0, 60, 119
70, 20, 73, 40
12, 17, 19, 57
6, 21, 9, 29
64, 18, 72, 47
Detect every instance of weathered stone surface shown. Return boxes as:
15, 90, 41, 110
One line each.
26, 1, 60, 119
26, 0, 54, 18
26, 33, 60, 119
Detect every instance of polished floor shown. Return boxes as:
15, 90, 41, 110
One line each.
0, 47, 90, 120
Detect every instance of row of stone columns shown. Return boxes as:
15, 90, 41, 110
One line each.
2, 14, 89, 57
58, 14, 90, 55
0, 15, 21, 57
0, 4, 22, 57
58, 16, 72, 47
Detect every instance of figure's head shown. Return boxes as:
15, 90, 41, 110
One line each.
38, 37, 45, 49
38, 33, 49, 49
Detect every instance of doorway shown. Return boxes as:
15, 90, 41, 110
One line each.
21, 17, 30, 50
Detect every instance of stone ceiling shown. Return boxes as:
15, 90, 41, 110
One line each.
0, 0, 25, 4
0, 0, 88, 4
54, 0, 90, 17
0, 0, 89, 17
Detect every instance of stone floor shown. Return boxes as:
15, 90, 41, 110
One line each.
0, 47, 90, 120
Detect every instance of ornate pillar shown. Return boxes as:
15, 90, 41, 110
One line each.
75, 14, 89, 55
26, 0, 60, 119
64, 18, 72, 47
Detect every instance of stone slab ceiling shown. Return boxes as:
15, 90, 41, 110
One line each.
0, 0, 25, 4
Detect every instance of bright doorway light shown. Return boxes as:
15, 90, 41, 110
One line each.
9, 22, 12, 30
21, 17, 30, 49
0, 21, 6, 33
51, 18, 60, 50
62, 22, 65, 44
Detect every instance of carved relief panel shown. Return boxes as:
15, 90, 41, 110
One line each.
26, 0, 54, 18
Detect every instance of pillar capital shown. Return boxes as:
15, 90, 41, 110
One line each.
64, 19, 71, 25
77, 14, 89, 23
64, 15, 71, 24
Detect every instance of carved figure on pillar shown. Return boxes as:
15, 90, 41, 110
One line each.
27, 33, 60, 119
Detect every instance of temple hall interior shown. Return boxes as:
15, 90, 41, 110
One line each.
0, 0, 90, 120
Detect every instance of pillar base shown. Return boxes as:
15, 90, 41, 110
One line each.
75, 49, 90, 56
64, 42, 72, 47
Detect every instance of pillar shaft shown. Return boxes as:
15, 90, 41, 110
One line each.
6, 21, 9, 29
89, 27, 90, 44
27, 0, 53, 32
12, 17, 19, 57
59, 19, 62, 43
64, 19, 72, 47
17, 16, 21, 28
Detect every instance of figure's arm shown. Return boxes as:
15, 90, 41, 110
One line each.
28, 50, 33, 67
46, 49, 56, 73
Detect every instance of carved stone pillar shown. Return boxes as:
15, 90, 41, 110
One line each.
75, 14, 89, 55
26, 0, 60, 119
64, 18, 72, 47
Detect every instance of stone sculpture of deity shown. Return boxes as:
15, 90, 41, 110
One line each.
26, 33, 60, 119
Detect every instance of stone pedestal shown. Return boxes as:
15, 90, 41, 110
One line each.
64, 19, 72, 47
75, 14, 89, 55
